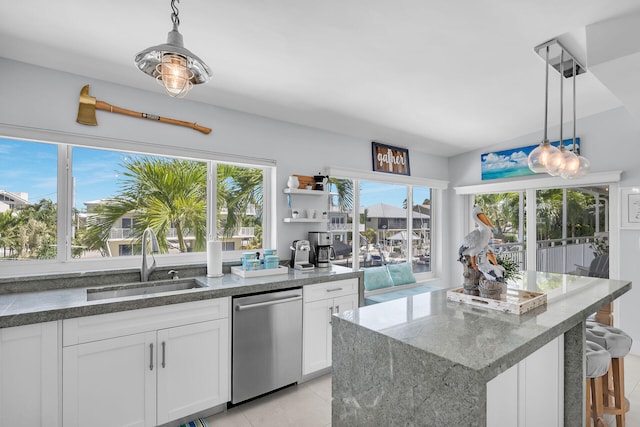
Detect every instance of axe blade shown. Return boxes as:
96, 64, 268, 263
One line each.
76, 85, 98, 126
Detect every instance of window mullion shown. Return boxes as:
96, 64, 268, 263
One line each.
207, 162, 217, 241
57, 144, 72, 262
352, 179, 360, 270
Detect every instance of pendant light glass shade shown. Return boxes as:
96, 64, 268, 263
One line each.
547, 146, 578, 176
135, 0, 212, 98
528, 140, 560, 173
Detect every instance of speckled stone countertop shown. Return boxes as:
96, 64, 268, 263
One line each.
332, 272, 631, 426
0, 265, 362, 329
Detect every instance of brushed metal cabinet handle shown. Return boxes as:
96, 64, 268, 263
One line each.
326, 287, 343, 293
162, 341, 166, 368
149, 343, 154, 371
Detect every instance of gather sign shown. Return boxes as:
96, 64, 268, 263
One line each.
371, 141, 410, 175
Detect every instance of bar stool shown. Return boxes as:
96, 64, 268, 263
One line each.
586, 340, 612, 427
586, 321, 633, 427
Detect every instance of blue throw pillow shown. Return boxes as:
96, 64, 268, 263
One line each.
387, 263, 416, 286
363, 266, 394, 291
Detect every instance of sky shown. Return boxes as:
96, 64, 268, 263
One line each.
1, 138, 142, 209
2, 137, 431, 211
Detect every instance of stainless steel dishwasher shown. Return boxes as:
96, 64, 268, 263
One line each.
231, 288, 303, 404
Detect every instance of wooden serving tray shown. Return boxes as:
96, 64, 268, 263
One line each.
446, 287, 547, 315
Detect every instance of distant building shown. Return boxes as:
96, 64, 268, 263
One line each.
0, 190, 29, 213
81, 199, 256, 256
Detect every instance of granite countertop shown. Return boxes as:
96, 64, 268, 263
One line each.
0, 265, 362, 329
336, 271, 631, 381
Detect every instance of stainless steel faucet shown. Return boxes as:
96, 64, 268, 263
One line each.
141, 228, 159, 282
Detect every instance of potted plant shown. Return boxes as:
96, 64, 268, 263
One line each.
478, 253, 522, 299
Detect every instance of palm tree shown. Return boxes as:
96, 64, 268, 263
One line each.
0, 210, 17, 258
329, 177, 353, 212
84, 157, 208, 254
475, 193, 520, 241
217, 165, 263, 240
12, 199, 57, 259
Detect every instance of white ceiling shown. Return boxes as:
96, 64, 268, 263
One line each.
2, 0, 640, 156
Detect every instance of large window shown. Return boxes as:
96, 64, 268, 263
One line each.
329, 177, 433, 275
1, 137, 270, 267
474, 185, 609, 275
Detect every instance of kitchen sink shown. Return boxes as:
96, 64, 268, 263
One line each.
86, 278, 206, 301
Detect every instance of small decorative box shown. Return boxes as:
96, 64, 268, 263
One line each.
264, 255, 279, 269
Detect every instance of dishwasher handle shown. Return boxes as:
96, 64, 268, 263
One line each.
235, 295, 302, 311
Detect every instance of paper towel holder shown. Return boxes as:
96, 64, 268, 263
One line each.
206, 240, 225, 278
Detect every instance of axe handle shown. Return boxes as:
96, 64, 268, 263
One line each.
95, 100, 212, 135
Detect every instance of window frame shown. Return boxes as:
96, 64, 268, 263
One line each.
455, 170, 621, 280
328, 166, 448, 281
0, 133, 276, 276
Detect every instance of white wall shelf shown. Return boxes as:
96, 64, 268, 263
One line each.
283, 218, 326, 223
284, 188, 336, 196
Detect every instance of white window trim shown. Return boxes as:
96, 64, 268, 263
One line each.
0, 128, 276, 277
328, 166, 448, 189
459, 171, 621, 284
328, 166, 444, 280
454, 170, 621, 195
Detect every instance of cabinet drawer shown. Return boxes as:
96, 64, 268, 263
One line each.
303, 279, 358, 303
63, 297, 229, 346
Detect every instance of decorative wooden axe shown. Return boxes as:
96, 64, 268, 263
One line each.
76, 85, 211, 134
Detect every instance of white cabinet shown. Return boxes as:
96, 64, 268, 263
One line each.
487, 335, 564, 426
0, 321, 60, 427
63, 298, 230, 427
303, 279, 358, 375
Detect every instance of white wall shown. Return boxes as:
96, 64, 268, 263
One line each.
448, 106, 640, 353
0, 58, 449, 272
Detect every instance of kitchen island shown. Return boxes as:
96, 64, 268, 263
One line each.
331, 272, 631, 427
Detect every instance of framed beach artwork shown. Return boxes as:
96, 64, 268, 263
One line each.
481, 138, 581, 181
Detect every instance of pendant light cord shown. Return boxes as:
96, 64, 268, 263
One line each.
572, 59, 577, 152
559, 51, 564, 149
543, 46, 549, 142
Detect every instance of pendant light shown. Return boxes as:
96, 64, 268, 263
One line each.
134, 0, 212, 98
547, 51, 579, 176
531, 39, 589, 179
528, 45, 560, 173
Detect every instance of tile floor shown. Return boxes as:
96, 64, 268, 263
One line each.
205, 353, 640, 427
205, 374, 331, 427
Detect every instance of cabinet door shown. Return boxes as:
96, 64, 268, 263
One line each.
63, 331, 156, 427
327, 294, 358, 366
0, 321, 59, 427
156, 319, 230, 425
521, 336, 562, 427
486, 335, 563, 427
303, 298, 334, 374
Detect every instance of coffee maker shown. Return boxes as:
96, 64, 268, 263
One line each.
308, 232, 334, 268
290, 240, 315, 271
